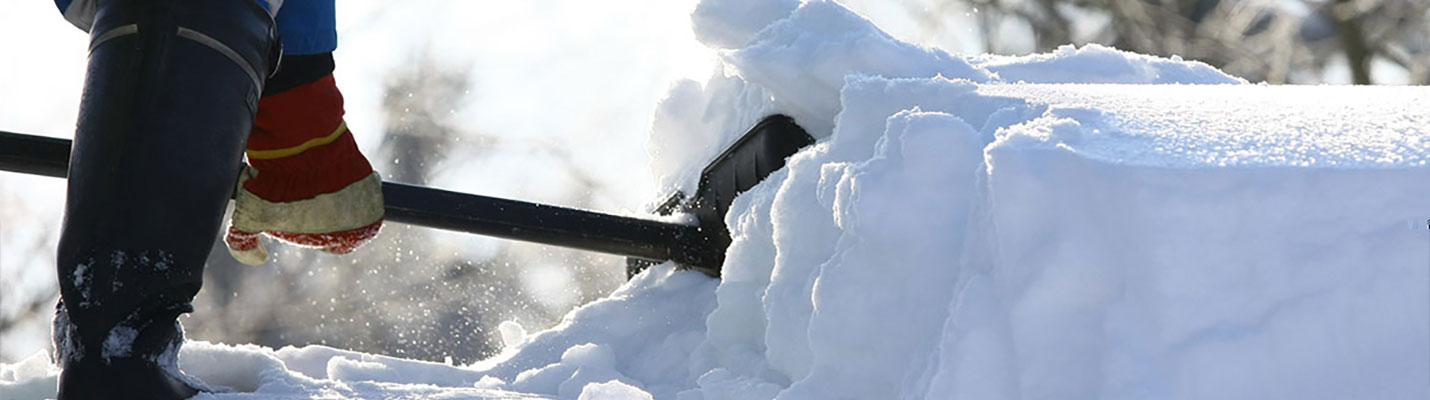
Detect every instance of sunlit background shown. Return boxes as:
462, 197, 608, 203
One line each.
3, 0, 1427, 363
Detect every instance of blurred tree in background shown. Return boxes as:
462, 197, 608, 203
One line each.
896, 0, 1429, 84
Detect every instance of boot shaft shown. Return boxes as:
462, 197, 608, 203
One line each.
56, 0, 276, 364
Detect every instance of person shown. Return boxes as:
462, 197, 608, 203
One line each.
50, 0, 382, 398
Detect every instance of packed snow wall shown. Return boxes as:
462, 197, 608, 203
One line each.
4, 1, 1428, 399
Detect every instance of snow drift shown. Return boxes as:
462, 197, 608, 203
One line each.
5, 0, 1428, 399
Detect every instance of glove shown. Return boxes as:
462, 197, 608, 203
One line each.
224, 65, 384, 265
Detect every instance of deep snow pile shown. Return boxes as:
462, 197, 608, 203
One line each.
5, 0, 1430, 399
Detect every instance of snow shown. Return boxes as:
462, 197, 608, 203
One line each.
0, 352, 58, 400
6, 0, 1430, 399
100, 326, 139, 360
970, 45, 1247, 85
652, 0, 1238, 195
69, 262, 90, 306
576, 380, 653, 400
4, 266, 713, 399
488, 265, 716, 399
689, 0, 798, 49
978, 84, 1429, 168
970, 86, 1430, 399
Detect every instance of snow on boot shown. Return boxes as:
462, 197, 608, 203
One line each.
54, 304, 205, 400
53, 0, 276, 398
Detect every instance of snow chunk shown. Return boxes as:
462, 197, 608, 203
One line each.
101, 326, 139, 360
0, 351, 55, 382
579, 380, 655, 400
511, 343, 632, 398
272, 344, 483, 387
783, 110, 985, 399
473, 265, 717, 399
727, 0, 992, 138
688, 368, 783, 400
0, 351, 59, 400
690, 0, 799, 49
177, 341, 296, 393
559, 344, 616, 370
71, 260, 91, 306
498, 321, 528, 349
649, 72, 778, 196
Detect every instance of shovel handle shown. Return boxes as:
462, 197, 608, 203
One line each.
0, 130, 716, 268
0, 131, 69, 178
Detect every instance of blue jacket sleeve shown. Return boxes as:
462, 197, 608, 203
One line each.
273, 0, 338, 55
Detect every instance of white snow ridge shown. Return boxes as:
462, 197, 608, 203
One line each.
4, 0, 1428, 399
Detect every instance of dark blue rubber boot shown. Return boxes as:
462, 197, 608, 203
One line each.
53, 0, 277, 398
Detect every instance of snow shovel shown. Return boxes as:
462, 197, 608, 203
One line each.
0, 115, 813, 277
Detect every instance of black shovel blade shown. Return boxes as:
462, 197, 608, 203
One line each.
632, 114, 814, 277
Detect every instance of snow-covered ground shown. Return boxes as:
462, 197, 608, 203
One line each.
5, 0, 1430, 399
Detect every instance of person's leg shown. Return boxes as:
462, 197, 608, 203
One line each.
54, 0, 276, 398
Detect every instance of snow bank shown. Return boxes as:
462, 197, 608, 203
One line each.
655, 1, 1427, 399
6, 1, 1427, 399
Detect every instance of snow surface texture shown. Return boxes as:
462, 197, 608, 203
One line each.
5, 0, 1428, 399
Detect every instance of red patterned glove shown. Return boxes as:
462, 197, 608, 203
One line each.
224, 73, 384, 265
